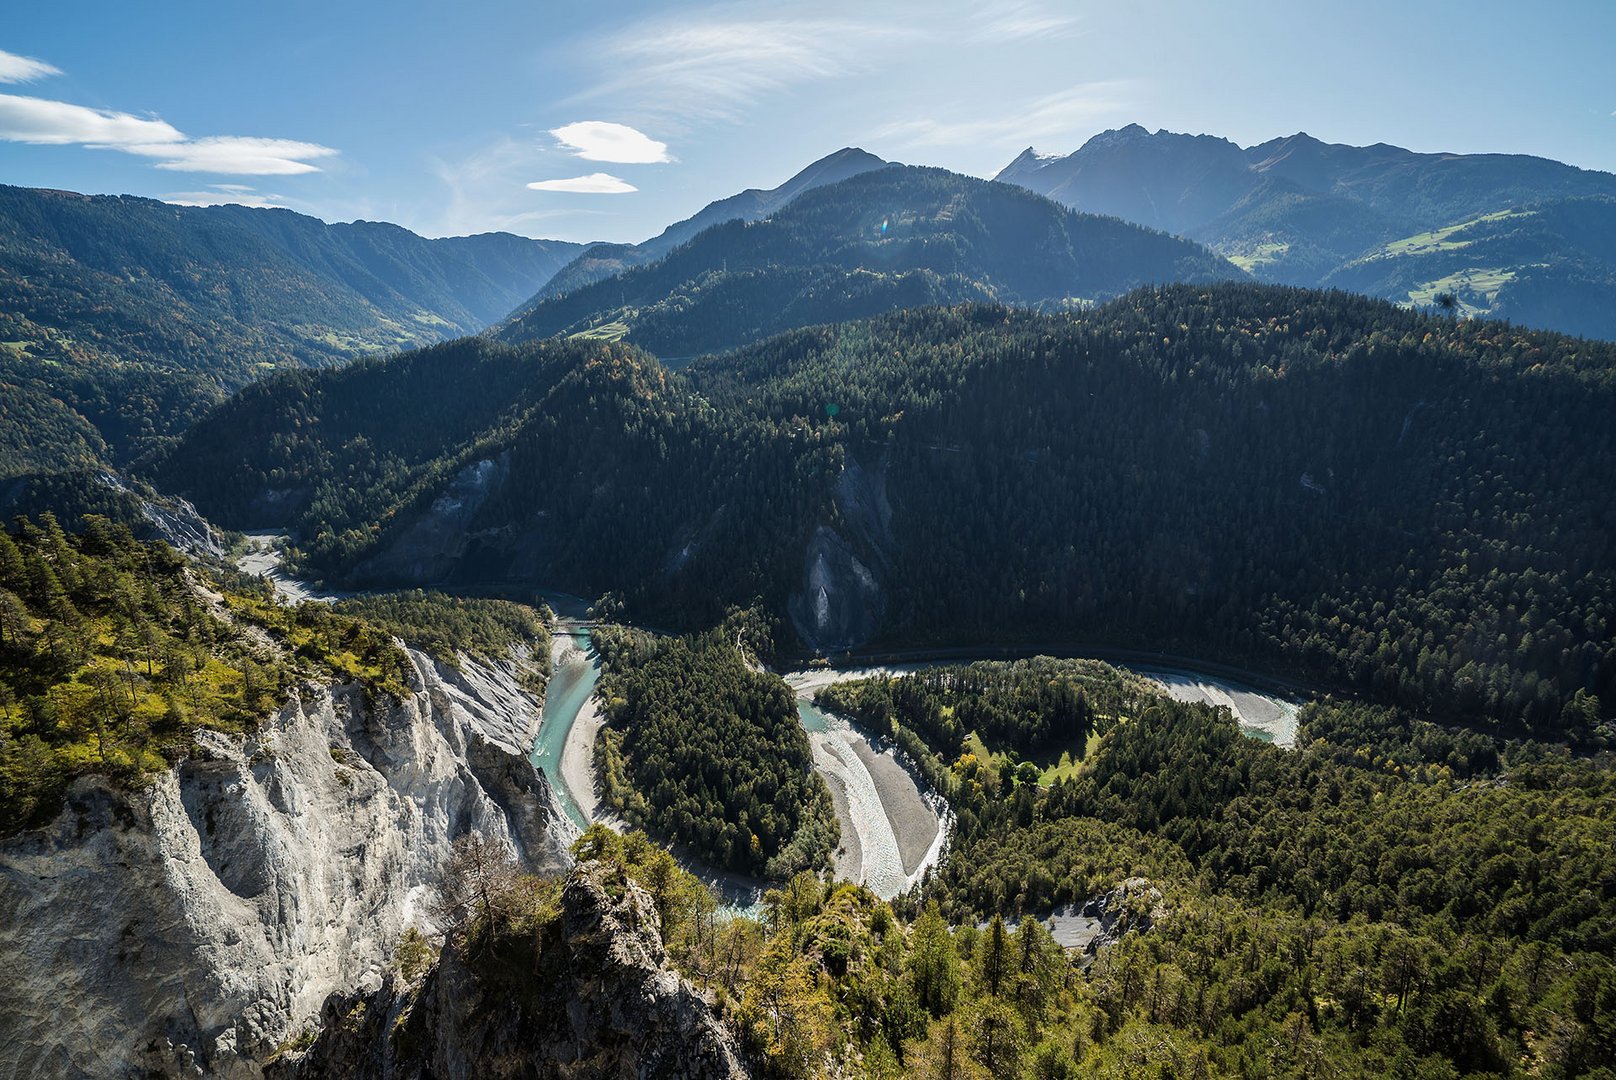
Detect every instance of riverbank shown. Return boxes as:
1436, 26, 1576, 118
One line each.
1139, 667, 1300, 746
558, 696, 604, 822
796, 639, 1315, 700
236, 532, 340, 605
847, 732, 939, 875
789, 670, 948, 898
530, 628, 600, 830
786, 653, 1304, 748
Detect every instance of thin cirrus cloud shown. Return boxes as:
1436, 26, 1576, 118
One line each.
551, 121, 671, 164
873, 82, 1137, 151
577, 10, 914, 123
0, 48, 62, 84
972, 1, 1080, 42
572, 1, 1076, 124
0, 48, 337, 175
526, 173, 638, 194
164, 183, 288, 208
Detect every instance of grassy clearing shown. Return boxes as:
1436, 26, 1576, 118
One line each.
962, 727, 1104, 786
570, 320, 632, 342
1222, 239, 1291, 273
1346, 208, 1531, 269
1406, 266, 1517, 315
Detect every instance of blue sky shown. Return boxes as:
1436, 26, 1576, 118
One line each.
2, 0, 1612, 243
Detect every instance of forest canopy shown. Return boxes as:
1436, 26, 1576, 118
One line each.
159, 285, 1616, 732
594, 625, 839, 879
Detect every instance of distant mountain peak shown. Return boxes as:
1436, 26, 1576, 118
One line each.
518, 147, 893, 306
994, 147, 1049, 184
813, 146, 885, 168
770, 147, 890, 201
1010, 146, 1062, 165
1073, 125, 1244, 156
1074, 124, 1149, 152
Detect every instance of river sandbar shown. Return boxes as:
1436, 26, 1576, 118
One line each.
558, 696, 604, 822
845, 731, 939, 876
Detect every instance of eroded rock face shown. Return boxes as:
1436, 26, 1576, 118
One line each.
787, 455, 895, 655
0, 648, 572, 1080
270, 861, 751, 1080
788, 526, 885, 655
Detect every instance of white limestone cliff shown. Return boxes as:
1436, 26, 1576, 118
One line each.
0, 646, 573, 1080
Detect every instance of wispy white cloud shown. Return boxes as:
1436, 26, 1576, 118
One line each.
527, 172, 637, 194
163, 183, 288, 208
0, 48, 61, 84
571, 1, 1083, 126
0, 92, 183, 146
873, 82, 1136, 151
0, 66, 337, 176
127, 135, 338, 175
551, 120, 671, 163
972, 1, 1079, 42
425, 136, 625, 239
579, 9, 916, 122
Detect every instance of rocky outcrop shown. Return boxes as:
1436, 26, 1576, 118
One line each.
832, 454, 894, 565
0, 647, 572, 1080
93, 470, 228, 559
271, 861, 751, 1080
788, 525, 885, 655
788, 455, 895, 655
1079, 877, 1167, 968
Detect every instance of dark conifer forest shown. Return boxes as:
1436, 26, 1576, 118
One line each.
161, 284, 1616, 729
593, 623, 839, 878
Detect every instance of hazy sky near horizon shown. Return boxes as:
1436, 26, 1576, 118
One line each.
2, 0, 1612, 243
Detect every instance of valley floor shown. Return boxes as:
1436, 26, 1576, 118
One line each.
558, 694, 605, 823
236, 531, 341, 604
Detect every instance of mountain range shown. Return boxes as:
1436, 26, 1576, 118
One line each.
0, 185, 585, 473
998, 125, 1616, 337
496, 163, 1240, 359
524, 146, 891, 304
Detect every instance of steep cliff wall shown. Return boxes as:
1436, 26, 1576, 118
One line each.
270, 860, 751, 1080
0, 647, 572, 1080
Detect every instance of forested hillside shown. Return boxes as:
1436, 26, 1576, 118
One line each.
0, 514, 413, 832
592, 623, 838, 879
0, 185, 584, 474
496, 166, 1239, 358
770, 659, 1615, 1079
158, 284, 1616, 727
384, 666, 1616, 1080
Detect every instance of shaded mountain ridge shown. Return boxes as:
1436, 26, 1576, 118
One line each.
518, 146, 890, 306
